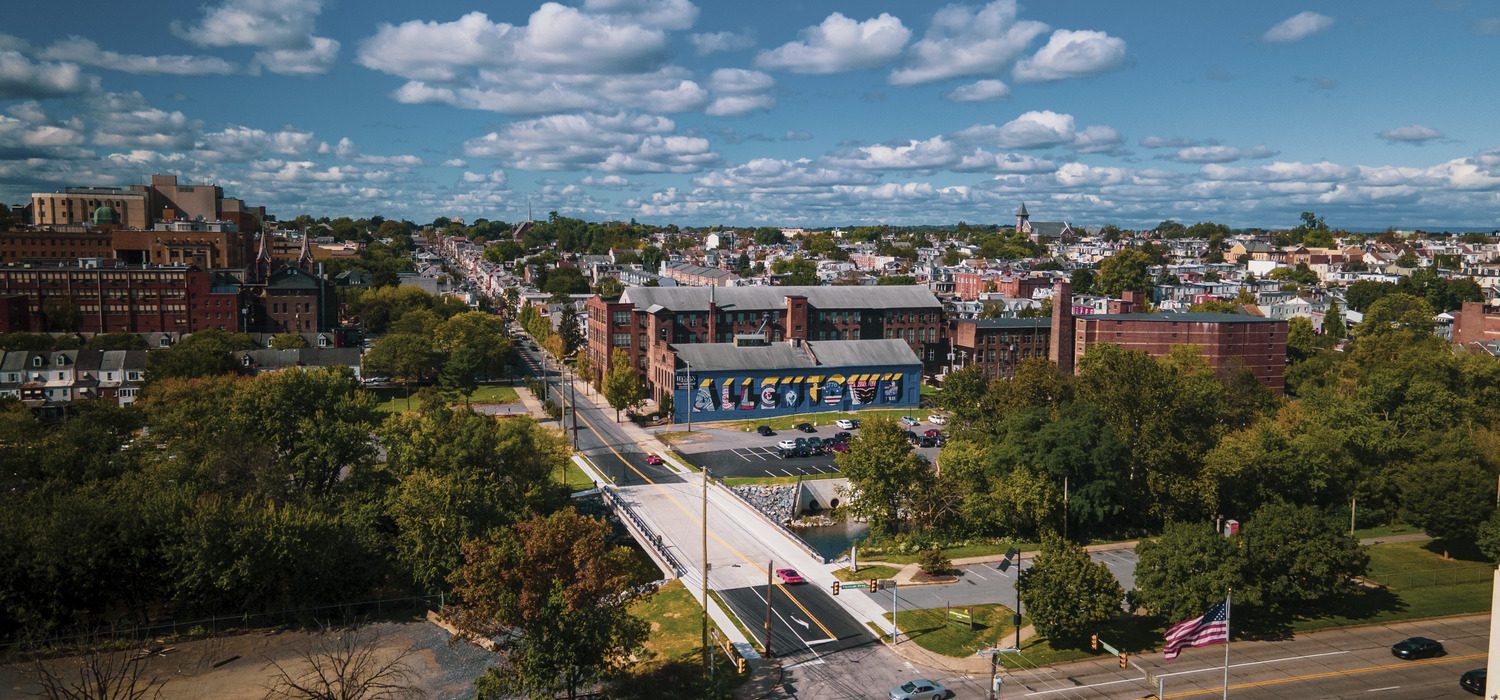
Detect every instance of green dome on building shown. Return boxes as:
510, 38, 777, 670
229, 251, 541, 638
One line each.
91, 206, 119, 226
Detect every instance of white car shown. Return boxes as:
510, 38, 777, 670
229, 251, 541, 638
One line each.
927, 414, 947, 425
777, 439, 799, 450
835, 419, 858, 429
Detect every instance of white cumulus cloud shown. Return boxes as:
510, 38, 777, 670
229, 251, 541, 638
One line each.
1378, 124, 1443, 145
172, 0, 340, 75
946, 79, 1010, 102
1013, 29, 1126, 82
0, 51, 92, 99
691, 31, 754, 56
40, 37, 236, 76
1261, 11, 1334, 43
889, 0, 1047, 86
755, 12, 910, 74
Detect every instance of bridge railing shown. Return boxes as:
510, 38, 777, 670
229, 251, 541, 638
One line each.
601, 484, 687, 578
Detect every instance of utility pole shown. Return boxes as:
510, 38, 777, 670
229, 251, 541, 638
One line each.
764, 560, 774, 658
685, 358, 693, 433
702, 466, 711, 679
568, 364, 579, 450
1015, 551, 1023, 651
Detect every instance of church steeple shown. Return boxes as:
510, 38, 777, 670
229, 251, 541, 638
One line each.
1016, 202, 1032, 234
297, 231, 314, 271
255, 231, 273, 282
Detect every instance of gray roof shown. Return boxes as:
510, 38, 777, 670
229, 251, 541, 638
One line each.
1087, 312, 1284, 324
673, 339, 919, 372
966, 318, 1052, 329
622, 284, 940, 312
239, 348, 362, 369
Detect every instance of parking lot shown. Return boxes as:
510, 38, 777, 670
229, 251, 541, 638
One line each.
667, 415, 948, 479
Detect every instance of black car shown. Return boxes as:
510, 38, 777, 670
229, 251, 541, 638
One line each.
757, 425, 775, 436
904, 430, 920, 444
806, 437, 824, 450
918, 436, 937, 448
1391, 636, 1444, 660
1461, 668, 1485, 695
778, 446, 811, 459
833, 431, 852, 443
796, 423, 816, 433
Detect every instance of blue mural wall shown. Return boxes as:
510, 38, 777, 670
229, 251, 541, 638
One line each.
671, 364, 920, 424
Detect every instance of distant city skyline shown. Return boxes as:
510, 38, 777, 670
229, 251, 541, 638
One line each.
1, 1, 1497, 229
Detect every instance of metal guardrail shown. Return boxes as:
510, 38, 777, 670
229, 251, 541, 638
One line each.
711, 478, 828, 564
601, 485, 687, 577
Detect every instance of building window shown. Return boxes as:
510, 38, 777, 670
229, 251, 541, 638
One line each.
612, 333, 630, 347
612, 311, 630, 325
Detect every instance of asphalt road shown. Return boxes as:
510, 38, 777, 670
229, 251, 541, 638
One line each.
718, 583, 872, 658
853, 550, 1140, 611
1005, 613, 1489, 699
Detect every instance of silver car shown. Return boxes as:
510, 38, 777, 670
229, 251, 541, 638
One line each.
889, 678, 945, 700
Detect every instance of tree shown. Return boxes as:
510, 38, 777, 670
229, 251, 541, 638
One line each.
1096, 249, 1153, 297
1069, 268, 1095, 295
558, 311, 584, 357
877, 275, 916, 286
146, 329, 255, 381
771, 256, 818, 285
1355, 293, 1434, 337
270, 332, 310, 349
542, 266, 590, 296
450, 509, 649, 700
1476, 510, 1500, 561
1344, 281, 1395, 312
1400, 459, 1493, 554
83, 333, 148, 352
1017, 538, 1124, 645
363, 333, 436, 409
31, 645, 168, 700
834, 415, 932, 537
234, 366, 378, 499
1242, 503, 1365, 615
1133, 522, 1243, 623
603, 348, 642, 422
1286, 317, 1317, 363
264, 627, 420, 700
434, 311, 513, 401
1323, 299, 1346, 342
937, 365, 987, 423
594, 276, 625, 299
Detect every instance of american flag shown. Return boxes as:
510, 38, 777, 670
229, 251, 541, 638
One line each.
1163, 602, 1228, 660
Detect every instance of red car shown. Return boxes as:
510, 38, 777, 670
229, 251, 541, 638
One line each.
644, 454, 664, 465
923, 428, 942, 438
775, 568, 805, 584
829, 442, 849, 453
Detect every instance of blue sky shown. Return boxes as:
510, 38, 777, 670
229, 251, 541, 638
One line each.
1, 0, 1497, 229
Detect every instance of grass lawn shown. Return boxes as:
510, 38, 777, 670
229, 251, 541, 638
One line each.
468, 385, 519, 403
858, 539, 1038, 565
624, 580, 746, 695
832, 564, 901, 582
885, 603, 1020, 657
1352, 522, 1422, 540
1009, 615, 1166, 666
562, 461, 597, 491
723, 409, 915, 433
1292, 539, 1494, 632
655, 431, 693, 445
722, 472, 844, 487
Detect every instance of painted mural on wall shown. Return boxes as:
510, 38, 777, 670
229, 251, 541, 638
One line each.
686, 371, 913, 419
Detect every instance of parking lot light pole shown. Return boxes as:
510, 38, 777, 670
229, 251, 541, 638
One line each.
686, 358, 693, 433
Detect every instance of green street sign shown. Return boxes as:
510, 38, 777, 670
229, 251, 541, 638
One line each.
841, 582, 868, 590
1098, 639, 1120, 657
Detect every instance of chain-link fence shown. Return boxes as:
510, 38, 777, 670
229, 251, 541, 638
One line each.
1370, 566, 1492, 589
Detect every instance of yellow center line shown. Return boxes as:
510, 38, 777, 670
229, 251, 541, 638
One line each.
1163, 651, 1486, 698
572, 406, 840, 641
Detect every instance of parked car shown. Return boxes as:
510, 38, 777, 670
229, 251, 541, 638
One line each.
927, 414, 947, 425
1391, 636, 1444, 660
923, 428, 942, 438
777, 439, 798, 450
904, 430, 920, 444
796, 422, 816, 433
778, 446, 810, 459
900, 416, 920, 427
805, 437, 824, 450
933, 436, 947, 448
644, 454, 664, 466
829, 442, 849, 453
835, 419, 860, 429
832, 431, 852, 443
889, 679, 946, 700
918, 436, 937, 448
757, 425, 775, 436
775, 568, 805, 584
1461, 668, 1486, 695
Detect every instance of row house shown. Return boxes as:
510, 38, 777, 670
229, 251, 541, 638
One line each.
0, 349, 148, 412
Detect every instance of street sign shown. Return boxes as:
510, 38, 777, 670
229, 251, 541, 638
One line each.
840, 582, 869, 590
1098, 639, 1120, 657
997, 559, 1010, 572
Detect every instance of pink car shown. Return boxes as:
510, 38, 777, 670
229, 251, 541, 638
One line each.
775, 568, 805, 584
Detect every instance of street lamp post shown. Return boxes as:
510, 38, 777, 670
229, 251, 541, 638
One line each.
685, 358, 693, 433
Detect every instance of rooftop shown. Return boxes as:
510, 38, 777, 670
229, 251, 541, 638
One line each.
1085, 312, 1285, 324
622, 284, 941, 312
672, 338, 920, 372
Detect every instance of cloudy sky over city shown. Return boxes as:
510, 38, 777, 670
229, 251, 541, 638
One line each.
1, 0, 1497, 229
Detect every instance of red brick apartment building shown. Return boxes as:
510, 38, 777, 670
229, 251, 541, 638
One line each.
952, 271, 1051, 301
954, 281, 1289, 393
1452, 301, 1500, 349
0, 262, 243, 335
586, 285, 946, 402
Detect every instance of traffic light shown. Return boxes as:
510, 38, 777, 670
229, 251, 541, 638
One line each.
831, 581, 840, 596
1119, 653, 1128, 670
1091, 634, 1099, 652
869, 579, 879, 592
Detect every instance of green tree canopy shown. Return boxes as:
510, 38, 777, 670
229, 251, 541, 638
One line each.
1096, 249, 1154, 297
1017, 538, 1125, 645
834, 415, 932, 537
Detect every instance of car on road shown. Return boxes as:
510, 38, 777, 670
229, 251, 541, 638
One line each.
927, 414, 947, 425
900, 415, 920, 427
757, 425, 775, 436
775, 568, 805, 584
889, 679, 945, 700
777, 439, 798, 450
1461, 668, 1486, 695
1391, 636, 1444, 660
795, 422, 816, 433
644, 454, 664, 466
835, 419, 860, 429
923, 428, 942, 438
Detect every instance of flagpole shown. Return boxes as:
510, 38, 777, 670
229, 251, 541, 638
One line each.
1222, 588, 1231, 700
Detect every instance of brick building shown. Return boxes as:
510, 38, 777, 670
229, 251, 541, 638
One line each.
586, 285, 946, 403
29, 175, 262, 231
0, 221, 247, 269
952, 271, 1051, 301
1452, 301, 1500, 349
1069, 309, 1287, 393
0, 262, 244, 335
949, 317, 1051, 378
